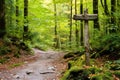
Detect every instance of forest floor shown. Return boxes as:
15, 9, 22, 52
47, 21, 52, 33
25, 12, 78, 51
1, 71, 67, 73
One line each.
0, 48, 67, 80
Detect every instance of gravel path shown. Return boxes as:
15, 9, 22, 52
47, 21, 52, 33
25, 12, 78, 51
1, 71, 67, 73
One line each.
0, 49, 67, 80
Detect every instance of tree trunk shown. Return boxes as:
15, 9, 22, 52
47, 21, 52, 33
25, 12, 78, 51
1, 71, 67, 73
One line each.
0, 0, 6, 38
110, 0, 116, 33
69, 0, 73, 48
111, 0, 116, 24
53, 0, 59, 48
100, 0, 110, 34
117, 0, 120, 9
104, 0, 110, 16
23, 0, 28, 40
75, 0, 79, 47
100, 0, 110, 15
80, 0, 83, 46
16, 0, 19, 25
93, 0, 100, 29
117, 0, 120, 29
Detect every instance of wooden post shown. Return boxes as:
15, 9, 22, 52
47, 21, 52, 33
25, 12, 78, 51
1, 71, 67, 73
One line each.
73, 9, 98, 66
84, 9, 90, 66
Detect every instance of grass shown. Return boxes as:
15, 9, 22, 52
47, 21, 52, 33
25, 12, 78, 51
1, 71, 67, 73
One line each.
9, 62, 24, 68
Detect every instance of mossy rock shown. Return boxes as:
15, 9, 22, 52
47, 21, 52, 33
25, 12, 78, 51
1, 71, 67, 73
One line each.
62, 66, 115, 80
62, 67, 91, 80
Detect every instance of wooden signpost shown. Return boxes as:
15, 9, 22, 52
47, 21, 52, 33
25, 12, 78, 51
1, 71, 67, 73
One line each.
73, 9, 98, 66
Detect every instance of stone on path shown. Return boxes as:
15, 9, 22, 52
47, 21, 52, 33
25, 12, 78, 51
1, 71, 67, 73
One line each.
26, 70, 34, 75
39, 71, 55, 74
48, 66, 56, 71
13, 74, 20, 79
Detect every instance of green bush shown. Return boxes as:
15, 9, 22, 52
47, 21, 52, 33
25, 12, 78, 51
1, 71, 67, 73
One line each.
91, 33, 120, 58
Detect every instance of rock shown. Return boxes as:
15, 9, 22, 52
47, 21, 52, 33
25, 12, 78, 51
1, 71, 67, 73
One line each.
24, 61, 28, 64
26, 70, 34, 75
48, 66, 56, 71
13, 75, 20, 79
40, 71, 55, 74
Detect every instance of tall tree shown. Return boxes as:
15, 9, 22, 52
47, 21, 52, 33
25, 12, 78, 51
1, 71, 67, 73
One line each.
23, 0, 28, 40
16, 0, 19, 26
93, 0, 100, 29
75, 0, 79, 47
117, 0, 120, 8
111, 0, 116, 24
117, 0, 120, 28
69, 0, 73, 48
0, 0, 6, 38
100, 0, 110, 16
100, 0, 110, 33
53, 0, 59, 48
80, 0, 83, 46
109, 0, 116, 33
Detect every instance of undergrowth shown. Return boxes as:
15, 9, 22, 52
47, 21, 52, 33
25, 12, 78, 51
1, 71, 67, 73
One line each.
62, 33, 120, 80
0, 37, 32, 65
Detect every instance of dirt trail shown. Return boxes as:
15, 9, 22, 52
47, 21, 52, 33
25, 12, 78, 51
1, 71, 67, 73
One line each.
0, 49, 67, 80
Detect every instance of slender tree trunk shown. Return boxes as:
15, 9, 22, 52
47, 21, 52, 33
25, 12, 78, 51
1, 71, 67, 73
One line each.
75, 0, 79, 47
117, 0, 120, 8
0, 0, 6, 38
16, 0, 19, 25
93, 0, 100, 29
80, 0, 83, 46
53, 0, 59, 48
110, 0, 116, 33
100, 0, 110, 34
104, 0, 110, 16
100, 0, 110, 15
111, 0, 116, 24
117, 0, 120, 29
69, 0, 73, 48
23, 0, 28, 40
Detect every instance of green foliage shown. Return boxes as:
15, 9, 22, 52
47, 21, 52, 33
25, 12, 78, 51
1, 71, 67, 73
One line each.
114, 59, 120, 64
0, 46, 11, 55
91, 73, 113, 80
91, 33, 120, 58
104, 61, 112, 70
14, 53, 20, 58
113, 71, 120, 78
